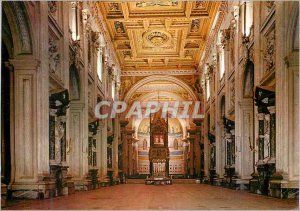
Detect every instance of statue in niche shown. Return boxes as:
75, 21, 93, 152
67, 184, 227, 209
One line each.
171, 126, 175, 133
55, 116, 65, 163
49, 89, 69, 163
173, 139, 178, 150
143, 139, 147, 150
49, 37, 60, 74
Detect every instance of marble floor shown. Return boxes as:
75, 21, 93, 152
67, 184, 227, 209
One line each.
4, 184, 299, 210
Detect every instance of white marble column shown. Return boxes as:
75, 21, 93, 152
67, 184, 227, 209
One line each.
96, 122, 103, 180
68, 102, 90, 190
275, 1, 299, 185
37, 1, 51, 177
100, 119, 108, 180
235, 101, 254, 180
9, 58, 55, 198
112, 116, 120, 179
215, 122, 225, 178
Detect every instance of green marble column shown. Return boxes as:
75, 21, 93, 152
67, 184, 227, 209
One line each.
225, 133, 232, 166
88, 136, 93, 166
49, 114, 56, 161
268, 106, 276, 159
258, 113, 265, 160
61, 121, 67, 162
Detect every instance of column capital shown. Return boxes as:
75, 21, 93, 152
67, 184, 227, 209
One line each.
9, 58, 40, 70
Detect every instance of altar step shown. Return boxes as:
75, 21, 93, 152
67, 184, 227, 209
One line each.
127, 179, 197, 184
127, 179, 145, 184
172, 179, 197, 184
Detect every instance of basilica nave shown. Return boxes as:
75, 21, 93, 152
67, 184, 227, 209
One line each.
1, 1, 299, 210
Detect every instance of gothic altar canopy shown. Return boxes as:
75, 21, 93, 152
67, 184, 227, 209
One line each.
149, 113, 170, 179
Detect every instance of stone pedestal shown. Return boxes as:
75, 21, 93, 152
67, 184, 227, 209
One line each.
232, 178, 249, 190
88, 169, 99, 189
269, 173, 299, 198
66, 174, 75, 194
50, 165, 71, 196
256, 163, 276, 195
213, 177, 223, 186
11, 180, 56, 199
73, 177, 92, 191
249, 172, 259, 194
99, 176, 110, 187
209, 169, 217, 185
1, 183, 7, 207
223, 167, 237, 188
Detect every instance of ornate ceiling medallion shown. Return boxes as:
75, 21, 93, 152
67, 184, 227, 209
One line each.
136, 1, 178, 8
145, 30, 170, 47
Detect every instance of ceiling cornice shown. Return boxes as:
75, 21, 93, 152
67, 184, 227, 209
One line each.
121, 68, 199, 76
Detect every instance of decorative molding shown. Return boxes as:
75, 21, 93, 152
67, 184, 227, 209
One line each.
89, 2, 121, 72
49, 37, 61, 74
199, 1, 227, 71
263, 27, 276, 73
121, 69, 198, 76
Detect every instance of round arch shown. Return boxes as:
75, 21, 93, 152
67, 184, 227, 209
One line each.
286, 3, 299, 52
138, 91, 187, 102
2, 2, 33, 56
124, 75, 198, 102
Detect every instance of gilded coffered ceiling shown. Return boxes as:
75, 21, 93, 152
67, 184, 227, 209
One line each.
98, 1, 220, 72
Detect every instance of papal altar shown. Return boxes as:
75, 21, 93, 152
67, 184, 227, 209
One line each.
145, 112, 172, 185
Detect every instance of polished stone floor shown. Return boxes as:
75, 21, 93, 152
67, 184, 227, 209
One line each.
4, 184, 298, 210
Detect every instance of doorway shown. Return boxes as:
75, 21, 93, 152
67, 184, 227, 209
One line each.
1, 36, 12, 185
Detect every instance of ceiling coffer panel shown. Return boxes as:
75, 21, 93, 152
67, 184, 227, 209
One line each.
98, 1, 220, 71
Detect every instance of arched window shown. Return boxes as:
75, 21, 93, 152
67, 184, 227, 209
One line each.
97, 49, 103, 81
70, 2, 80, 41
206, 78, 210, 100
219, 50, 225, 80
241, 1, 253, 37
221, 96, 225, 119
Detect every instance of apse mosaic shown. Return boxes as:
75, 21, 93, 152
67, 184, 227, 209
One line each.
137, 118, 185, 174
